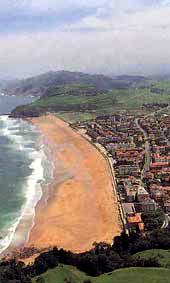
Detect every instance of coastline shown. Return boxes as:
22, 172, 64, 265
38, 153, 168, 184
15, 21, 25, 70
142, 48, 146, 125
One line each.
0, 121, 50, 259
24, 114, 121, 253
2, 113, 121, 257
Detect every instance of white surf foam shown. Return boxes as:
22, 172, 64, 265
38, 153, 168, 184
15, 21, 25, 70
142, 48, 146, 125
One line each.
0, 117, 47, 255
0, 116, 38, 151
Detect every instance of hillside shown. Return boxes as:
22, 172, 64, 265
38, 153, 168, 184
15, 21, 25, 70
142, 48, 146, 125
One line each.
8, 70, 170, 119
32, 248, 170, 282
115, 75, 146, 80
10, 88, 123, 117
32, 265, 170, 283
10, 81, 170, 119
133, 249, 170, 268
4, 71, 135, 97
0, 78, 18, 90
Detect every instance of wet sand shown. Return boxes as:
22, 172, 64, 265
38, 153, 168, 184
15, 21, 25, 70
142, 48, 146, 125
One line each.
26, 114, 121, 253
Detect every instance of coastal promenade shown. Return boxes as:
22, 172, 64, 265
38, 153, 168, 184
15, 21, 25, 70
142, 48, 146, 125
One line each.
87, 142, 125, 228
135, 118, 151, 178
26, 114, 121, 253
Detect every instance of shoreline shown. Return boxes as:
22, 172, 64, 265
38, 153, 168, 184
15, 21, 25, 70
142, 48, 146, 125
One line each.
0, 123, 50, 259
25, 114, 121, 253
2, 114, 121, 258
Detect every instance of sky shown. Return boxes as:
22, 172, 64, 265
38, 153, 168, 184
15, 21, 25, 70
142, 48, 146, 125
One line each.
1, 0, 170, 78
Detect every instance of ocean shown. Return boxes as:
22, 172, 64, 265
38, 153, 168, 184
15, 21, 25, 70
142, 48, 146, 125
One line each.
0, 95, 50, 254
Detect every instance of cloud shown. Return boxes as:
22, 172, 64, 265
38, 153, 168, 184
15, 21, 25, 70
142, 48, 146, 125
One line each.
0, 0, 161, 33
0, 0, 103, 33
0, 0, 170, 77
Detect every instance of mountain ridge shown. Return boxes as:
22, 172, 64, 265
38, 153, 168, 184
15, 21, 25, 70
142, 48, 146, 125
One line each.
4, 70, 150, 97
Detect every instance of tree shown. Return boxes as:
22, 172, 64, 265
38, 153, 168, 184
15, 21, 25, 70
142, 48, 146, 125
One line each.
36, 277, 45, 283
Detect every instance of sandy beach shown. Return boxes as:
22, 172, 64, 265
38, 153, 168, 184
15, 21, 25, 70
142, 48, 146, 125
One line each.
25, 114, 121, 253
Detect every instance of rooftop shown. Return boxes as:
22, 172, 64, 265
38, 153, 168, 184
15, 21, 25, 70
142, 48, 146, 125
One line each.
128, 213, 143, 224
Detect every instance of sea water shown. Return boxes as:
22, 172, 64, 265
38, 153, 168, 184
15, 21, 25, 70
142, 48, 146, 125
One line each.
0, 96, 50, 254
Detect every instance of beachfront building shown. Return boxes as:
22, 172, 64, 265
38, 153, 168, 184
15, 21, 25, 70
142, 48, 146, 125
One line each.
127, 213, 144, 233
135, 199, 157, 213
122, 203, 136, 216
137, 186, 149, 202
84, 112, 170, 233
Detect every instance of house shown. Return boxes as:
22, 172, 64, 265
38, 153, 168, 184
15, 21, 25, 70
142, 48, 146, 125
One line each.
137, 186, 149, 202
142, 198, 157, 213
118, 165, 140, 177
150, 162, 169, 172
123, 180, 138, 202
164, 201, 170, 213
127, 213, 144, 232
122, 203, 136, 216
136, 198, 157, 213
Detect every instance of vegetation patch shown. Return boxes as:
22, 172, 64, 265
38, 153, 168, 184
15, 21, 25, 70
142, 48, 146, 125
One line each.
133, 249, 170, 268
10, 83, 170, 120
33, 266, 170, 283
141, 208, 165, 231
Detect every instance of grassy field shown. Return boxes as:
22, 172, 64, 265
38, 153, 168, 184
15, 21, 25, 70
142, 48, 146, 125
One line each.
153, 80, 170, 90
55, 111, 94, 123
26, 91, 119, 111
31, 87, 170, 111
12, 82, 170, 121
32, 264, 170, 283
119, 87, 170, 109
133, 249, 170, 268
37, 87, 170, 111
32, 265, 87, 283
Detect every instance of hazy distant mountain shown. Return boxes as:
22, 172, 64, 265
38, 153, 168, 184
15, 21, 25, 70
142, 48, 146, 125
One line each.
150, 74, 170, 80
0, 78, 18, 90
114, 75, 148, 82
4, 71, 134, 96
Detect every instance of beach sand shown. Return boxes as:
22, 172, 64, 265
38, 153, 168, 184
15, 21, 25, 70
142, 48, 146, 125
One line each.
25, 114, 121, 253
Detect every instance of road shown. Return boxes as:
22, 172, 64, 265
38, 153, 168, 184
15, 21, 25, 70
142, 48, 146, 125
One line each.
151, 104, 170, 117
135, 104, 170, 180
161, 214, 170, 229
94, 142, 125, 228
135, 118, 151, 179
162, 127, 170, 146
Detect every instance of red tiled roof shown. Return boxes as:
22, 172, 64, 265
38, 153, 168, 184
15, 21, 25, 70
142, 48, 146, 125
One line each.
150, 162, 169, 168
128, 213, 142, 224
138, 223, 144, 231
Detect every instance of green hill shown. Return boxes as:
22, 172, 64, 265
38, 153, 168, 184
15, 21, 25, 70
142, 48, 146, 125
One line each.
10, 84, 170, 119
133, 249, 170, 268
10, 88, 122, 117
8, 71, 170, 119
5, 71, 133, 97
32, 265, 170, 283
